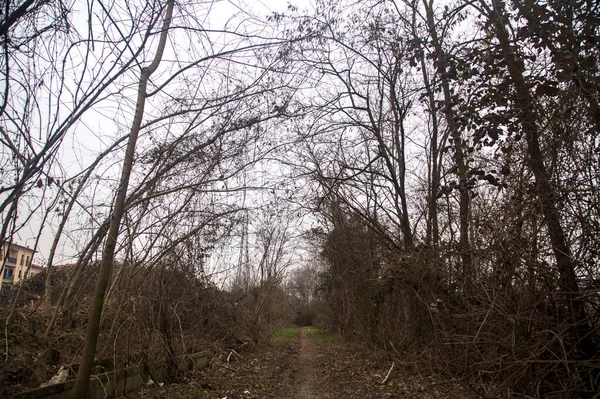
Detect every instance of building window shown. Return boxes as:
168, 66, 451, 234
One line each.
18, 270, 22, 279
6, 250, 16, 264
26, 256, 30, 266
20, 254, 24, 265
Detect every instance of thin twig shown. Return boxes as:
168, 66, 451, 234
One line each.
381, 362, 395, 384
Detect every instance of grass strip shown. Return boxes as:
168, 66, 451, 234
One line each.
272, 327, 300, 343
305, 327, 335, 343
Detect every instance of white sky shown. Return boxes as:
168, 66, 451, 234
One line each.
8, 0, 317, 272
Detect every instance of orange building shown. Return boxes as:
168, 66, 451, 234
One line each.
0, 242, 43, 288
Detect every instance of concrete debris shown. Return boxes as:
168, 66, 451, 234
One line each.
40, 366, 69, 387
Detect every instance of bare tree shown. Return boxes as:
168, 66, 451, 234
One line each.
71, 2, 175, 396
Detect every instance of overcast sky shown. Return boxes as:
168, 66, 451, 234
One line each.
8, 0, 317, 269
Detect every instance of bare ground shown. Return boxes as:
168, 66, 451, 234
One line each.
129, 328, 480, 398
293, 328, 317, 399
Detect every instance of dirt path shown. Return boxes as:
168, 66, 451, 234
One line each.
129, 328, 480, 398
293, 328, 317, 399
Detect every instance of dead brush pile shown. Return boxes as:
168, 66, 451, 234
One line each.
0, 261, 263, 397
317, 223, 600, 398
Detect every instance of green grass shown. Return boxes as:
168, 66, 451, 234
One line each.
272, 327, 300, 343
304, 327, 336, 343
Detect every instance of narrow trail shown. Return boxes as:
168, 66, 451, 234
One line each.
293, 328, 317, 399
130, 327, 480, 398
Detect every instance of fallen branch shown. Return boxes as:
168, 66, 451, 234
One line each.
227, 349, 242, 363
381, 362, 395, 384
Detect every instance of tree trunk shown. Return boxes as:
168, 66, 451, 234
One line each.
408, 4, 443, 248
70, 2, 174, 397
389, 69, 414, 249
422, 0, 473, 287
485, 0, 594, 356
